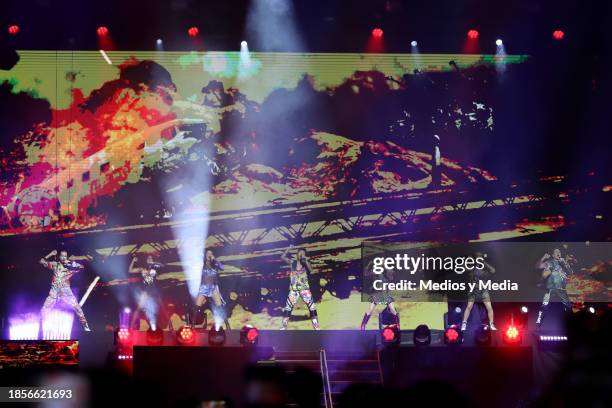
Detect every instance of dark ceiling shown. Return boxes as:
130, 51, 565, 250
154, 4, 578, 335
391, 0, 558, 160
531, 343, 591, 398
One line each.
0, 0, 609, 54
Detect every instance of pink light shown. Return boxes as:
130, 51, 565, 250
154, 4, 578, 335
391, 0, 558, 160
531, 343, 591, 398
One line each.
246, 327, 259, 342
97, 26, 109, 37
445, 327, 460, 342
467, 29, 479, 40
117, 328, 131, 342
188, 26, 199, 37
8, 25, 20, 35
552, 30, 565, 40
382, 326, 396, 342
371, 28, 383, 38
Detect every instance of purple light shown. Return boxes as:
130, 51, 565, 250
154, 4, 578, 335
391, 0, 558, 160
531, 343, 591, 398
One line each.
42, 310, 73, 340
9, 313, 40, 340
120, 307, 132, 329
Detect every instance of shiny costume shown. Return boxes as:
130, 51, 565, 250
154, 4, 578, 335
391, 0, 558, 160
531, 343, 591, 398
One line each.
467, 265, 492, 302
196, 260, 230, 329
361, 268, 399, 330
198, 261, 224, 300
283, 259, 318, 329
40, 260, 89, 330
367, 269, 395, 305
134, 264, 162, 329
536, 257, 573, 327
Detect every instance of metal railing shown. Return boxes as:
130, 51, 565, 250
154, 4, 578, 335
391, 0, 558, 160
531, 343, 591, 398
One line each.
319, 348, 333, 408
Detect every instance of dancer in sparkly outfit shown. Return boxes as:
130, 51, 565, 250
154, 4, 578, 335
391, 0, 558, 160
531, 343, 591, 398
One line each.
40, 250, 90, 331
360, 261, 399, 330
281, 246, 319, 330
536, 248, 575, 329
195, 249, 230, 329
461, 253, 496, 331
129, 255, 164, 330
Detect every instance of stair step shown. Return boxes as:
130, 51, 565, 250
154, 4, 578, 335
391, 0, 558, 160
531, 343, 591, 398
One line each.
329, 371, 381, 382
326, 361, 379, 371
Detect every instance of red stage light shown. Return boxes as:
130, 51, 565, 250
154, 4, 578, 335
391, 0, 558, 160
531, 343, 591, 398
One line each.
467, 29, 479, 40
177, 326, 195, 344
188, 26, 199, 37
240, 325, 260, 345
552, 30, 565, 40
8, 25, 20, 35
246, 327, 259, 342
444, 326, 461, 344
97, 26, 109, 37
382, 326, 396, 342
371, 28, 383, 38
503, 325, 522, 344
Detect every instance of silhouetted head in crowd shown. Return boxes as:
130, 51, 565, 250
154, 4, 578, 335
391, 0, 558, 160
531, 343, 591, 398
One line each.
243, 365, 287, 408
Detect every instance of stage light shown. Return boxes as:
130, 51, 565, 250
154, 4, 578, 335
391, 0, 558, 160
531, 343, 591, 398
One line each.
8, 25, 20, 35
9, 314, 39, 340
146, 327, 164, 345
474, 324, 491, 346
381, 324, 400, 344
413, 324, 431, 346
467, 29, 479, 39
208, 326, 226, 346
241, 40, 248, 47
447, 303, 463, 326
495, 38, 506, 74
588, 306, 596, 314
97, 26, 109, 37
371, 28, 383, 38
552, 30, 564, 40
444, 325, 461, 345
516, 307, 529, 328
156, 38, 163, 45
410, 40, 418, 47
537, 334, 568, 351
503, 325, 522, 345
176, 325, 195, 345
119, 307, 131, 328
240, 325, 260, 345
188, 26, 199, 37
539, 335, 568, 342
116, 327, 131, 343
42, 310, 73, 340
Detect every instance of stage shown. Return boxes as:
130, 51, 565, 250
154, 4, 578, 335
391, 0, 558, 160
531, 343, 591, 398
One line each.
0, 329, 566, 407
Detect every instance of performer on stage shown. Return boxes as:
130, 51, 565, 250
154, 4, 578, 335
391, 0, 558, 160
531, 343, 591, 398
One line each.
195, 249, 230, 330
39, 249, 90, 331
461, 253, 496, 331
129, 255, 164, 330
280, 246, 319, 330
536, 248, 575, 329
361, 262, 399, 330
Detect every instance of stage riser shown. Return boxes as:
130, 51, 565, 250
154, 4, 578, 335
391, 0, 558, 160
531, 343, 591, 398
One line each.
126, 330, 378, 352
